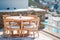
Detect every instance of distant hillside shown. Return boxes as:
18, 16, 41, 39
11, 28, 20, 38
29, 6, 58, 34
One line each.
29, 0, 45, 8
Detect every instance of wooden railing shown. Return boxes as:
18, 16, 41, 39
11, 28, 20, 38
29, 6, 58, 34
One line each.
41, 22, 60, 38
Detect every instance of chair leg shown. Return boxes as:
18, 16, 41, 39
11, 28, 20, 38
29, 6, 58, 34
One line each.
36, 31, 39, 38
18, 30, 20, 37
3, 30, 6, 35
8, 30, 11, 37
37, 31, 39, 38
9, 29, 12, 37
19, 30, 20, 37
33, 31, 35, 38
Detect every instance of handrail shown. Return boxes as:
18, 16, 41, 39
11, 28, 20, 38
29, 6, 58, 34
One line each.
41, 22, 60, 30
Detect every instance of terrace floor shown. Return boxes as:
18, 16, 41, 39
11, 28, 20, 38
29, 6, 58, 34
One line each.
0, 28, 57, 40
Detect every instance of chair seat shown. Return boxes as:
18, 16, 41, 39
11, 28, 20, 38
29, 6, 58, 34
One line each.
24, 26, 33, 28
11, 26, 20, 28
7, 26, 20, 28
24, 25, 36, 28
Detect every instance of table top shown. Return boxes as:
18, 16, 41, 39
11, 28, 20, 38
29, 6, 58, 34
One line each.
6, 16, 35, 20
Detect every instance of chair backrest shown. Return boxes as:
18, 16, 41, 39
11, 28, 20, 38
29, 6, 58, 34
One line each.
6, 21, 19, 28
29, 15, 40, 27
3, 15, 10, 28
31, 19, 39, 28
22, 19, 39, 30
3, 15, 20, 28
3, 15, 10, 19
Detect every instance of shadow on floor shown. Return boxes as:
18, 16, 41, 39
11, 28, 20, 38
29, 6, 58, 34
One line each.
0, 35, 34, 40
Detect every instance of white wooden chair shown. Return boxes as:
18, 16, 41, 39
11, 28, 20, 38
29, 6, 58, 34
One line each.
22, 17, 39, 38
3, 15, 20, 37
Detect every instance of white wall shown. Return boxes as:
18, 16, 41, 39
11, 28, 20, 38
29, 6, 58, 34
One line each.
0, 0, 28, 10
